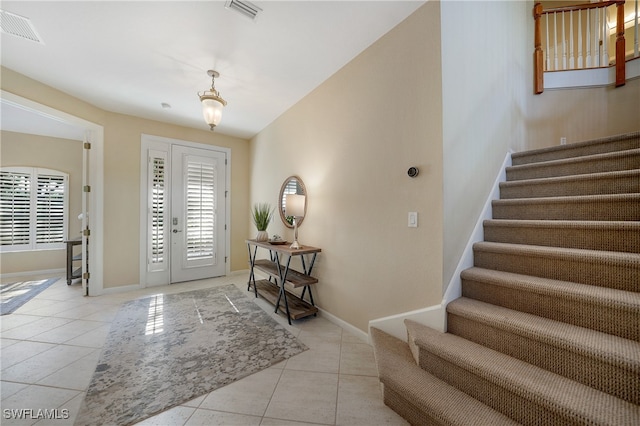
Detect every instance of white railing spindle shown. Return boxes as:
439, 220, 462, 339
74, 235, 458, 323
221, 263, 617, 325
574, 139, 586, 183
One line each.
578, 9, 583, 68
594, 8, 600, 67
570, 10, 575, 69
602, 7, 609, 66
562, 11, 567, 69
587, 9, 592, 67
554, 12, 559, 70
546, 13, 551, 70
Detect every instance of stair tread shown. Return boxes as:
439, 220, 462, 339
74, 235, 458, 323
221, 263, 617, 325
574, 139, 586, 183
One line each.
500, 168, 640, 188
405, 320, 640, 423
447, 297, 640, 367
461, 267, 640, 308
507, 147, 640, 172
493, 192, 640, 205
370, 327, 520, 426
511, 132, 640, 163
474, 241, 640, 264
484, 219, 640, 230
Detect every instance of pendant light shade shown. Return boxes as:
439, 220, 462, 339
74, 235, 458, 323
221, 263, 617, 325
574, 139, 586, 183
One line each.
198, 70, 227, 130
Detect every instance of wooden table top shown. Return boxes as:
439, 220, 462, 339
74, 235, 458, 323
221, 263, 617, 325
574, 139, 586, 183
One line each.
246, 239, 321, 255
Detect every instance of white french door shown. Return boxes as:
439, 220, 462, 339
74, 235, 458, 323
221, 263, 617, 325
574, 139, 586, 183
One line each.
141, 136, 228, 286
170, 145, 226, 283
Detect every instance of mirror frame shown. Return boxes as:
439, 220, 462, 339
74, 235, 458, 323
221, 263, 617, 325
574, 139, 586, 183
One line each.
278, 175, 307, 229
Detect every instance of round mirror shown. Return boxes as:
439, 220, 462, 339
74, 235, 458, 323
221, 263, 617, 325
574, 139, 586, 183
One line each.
279, 176, 307, 228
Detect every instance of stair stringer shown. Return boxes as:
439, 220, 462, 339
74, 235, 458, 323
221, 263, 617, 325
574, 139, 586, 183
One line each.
367, 151, 513, 342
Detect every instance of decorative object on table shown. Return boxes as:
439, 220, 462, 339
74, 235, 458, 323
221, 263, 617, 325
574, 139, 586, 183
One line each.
0, 277, 59, 315
75, 285, 307, 426
198, 69, 227, 130
252, 202, 274, 242
279, 175, 307, 228
269, 234, 288, 245
286, 193, 306, 249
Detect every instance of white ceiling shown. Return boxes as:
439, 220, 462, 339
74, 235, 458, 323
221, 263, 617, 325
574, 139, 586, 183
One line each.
1, 1, 424, 140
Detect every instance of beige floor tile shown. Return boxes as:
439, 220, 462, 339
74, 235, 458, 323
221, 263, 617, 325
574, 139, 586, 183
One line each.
33, 391, 85, 426
336, 375, 408, 426
36, 349, 101, 390
134, 405, 196, 426
63, 323, 111, 348
27, 319, 105, 345
0, 314, 42, 332
185, 408, 262, 426
1, 381, 29, 401
1, 344, 94, 384
1, 317, 73, 340
0, 384, 80, 426
339, 342, 378, 377
0, 340, 57, 369
284, 335, 341, 374
199, 368, 282, 417
260, 418, 327, 425
264, 370, 338, 425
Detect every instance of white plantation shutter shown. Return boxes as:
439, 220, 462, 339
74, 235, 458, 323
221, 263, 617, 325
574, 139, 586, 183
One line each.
0, 167, 68, 251
148, 151, 168, 272
185, 159, 216, 263
35, 173, 67, 246
0, 170, 31, 247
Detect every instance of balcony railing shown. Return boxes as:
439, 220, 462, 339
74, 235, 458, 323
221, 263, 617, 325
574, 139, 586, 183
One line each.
534, 0, 639, 94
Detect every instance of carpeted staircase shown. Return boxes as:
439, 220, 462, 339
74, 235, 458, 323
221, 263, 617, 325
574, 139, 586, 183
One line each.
371, 132, 640, 425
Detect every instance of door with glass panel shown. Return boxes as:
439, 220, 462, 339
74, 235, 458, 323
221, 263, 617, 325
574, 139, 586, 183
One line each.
143, 139, 226, 286
170, 145, 226, 283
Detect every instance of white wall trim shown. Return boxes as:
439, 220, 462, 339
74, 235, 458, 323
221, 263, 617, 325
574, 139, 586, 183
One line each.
545, 57, 640, 90
318, 308, 369, 343
1, 91, 104, 297
367, 150, 513, 342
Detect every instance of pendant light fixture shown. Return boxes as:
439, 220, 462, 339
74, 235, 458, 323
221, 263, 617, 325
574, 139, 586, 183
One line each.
198, 70, 227, 130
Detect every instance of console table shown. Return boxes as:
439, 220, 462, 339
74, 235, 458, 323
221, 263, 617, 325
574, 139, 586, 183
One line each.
246, 239, 321, 325
64, 237, 82, 285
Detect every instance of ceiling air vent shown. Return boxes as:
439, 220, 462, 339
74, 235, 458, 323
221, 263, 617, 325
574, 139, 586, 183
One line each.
225, 0, 262, 22
0, 9, 43, 44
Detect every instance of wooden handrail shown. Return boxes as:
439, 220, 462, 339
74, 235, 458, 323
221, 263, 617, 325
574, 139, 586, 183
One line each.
533, 1, 627, 94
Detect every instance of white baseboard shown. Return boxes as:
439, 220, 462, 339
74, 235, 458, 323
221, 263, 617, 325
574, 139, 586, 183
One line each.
318, 308, 369, 343
367, 150, 513, 342
0, 268, 65, 281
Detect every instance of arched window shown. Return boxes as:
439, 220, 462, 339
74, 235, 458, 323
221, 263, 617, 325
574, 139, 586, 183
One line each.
0, 167, 68, 252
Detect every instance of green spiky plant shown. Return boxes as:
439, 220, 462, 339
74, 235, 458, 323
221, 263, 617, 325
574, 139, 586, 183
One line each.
252, 203, 274, 231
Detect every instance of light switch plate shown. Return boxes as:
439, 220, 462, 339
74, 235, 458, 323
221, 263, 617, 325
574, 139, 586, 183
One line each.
408, 212, 418, 228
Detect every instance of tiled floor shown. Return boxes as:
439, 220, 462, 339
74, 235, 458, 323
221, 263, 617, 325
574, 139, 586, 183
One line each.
1, 273, 407, 425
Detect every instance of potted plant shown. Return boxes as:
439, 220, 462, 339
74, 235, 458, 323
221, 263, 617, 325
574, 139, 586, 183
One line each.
252, 203, 273, 242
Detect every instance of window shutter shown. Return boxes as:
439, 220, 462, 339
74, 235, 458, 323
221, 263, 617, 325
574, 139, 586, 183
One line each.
35, 172, 67, 247
148, 151, 168, 271
0, 170, 31, 247
185, 160, 216, 261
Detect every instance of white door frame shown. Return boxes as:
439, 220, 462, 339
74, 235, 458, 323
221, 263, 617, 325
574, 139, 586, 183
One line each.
139, 134, 231, 287
1, 91, 105, 295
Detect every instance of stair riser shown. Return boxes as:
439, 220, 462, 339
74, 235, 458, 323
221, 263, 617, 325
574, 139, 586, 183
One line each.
461, 277, 640, 341
511, 136, 640, 166
447, 314, 639, 405
483, 224, 640, 253
473, 249, 639, 291
499, 174, 640, 199
417, 349, 575, 425
492, 199, 640, 221
506, 152, 640, 181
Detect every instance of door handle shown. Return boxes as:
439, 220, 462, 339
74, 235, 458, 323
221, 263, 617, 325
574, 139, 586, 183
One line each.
172, 229, 182, 233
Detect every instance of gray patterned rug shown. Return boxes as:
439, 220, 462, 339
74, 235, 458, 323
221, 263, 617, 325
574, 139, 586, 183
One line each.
0, 277, 59, 315
75, 284, 307, 426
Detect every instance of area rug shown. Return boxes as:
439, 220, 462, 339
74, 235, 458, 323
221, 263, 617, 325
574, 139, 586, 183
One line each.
74, 284, 307, 426
0, 277, 59, 315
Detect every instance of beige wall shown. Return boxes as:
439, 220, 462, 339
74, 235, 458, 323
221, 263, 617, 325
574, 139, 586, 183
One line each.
250, 2, 443, 332
524, 76, 640, 150
441, 0, 531, 287
0, 131, 83, 274
1, 67, 250, 289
